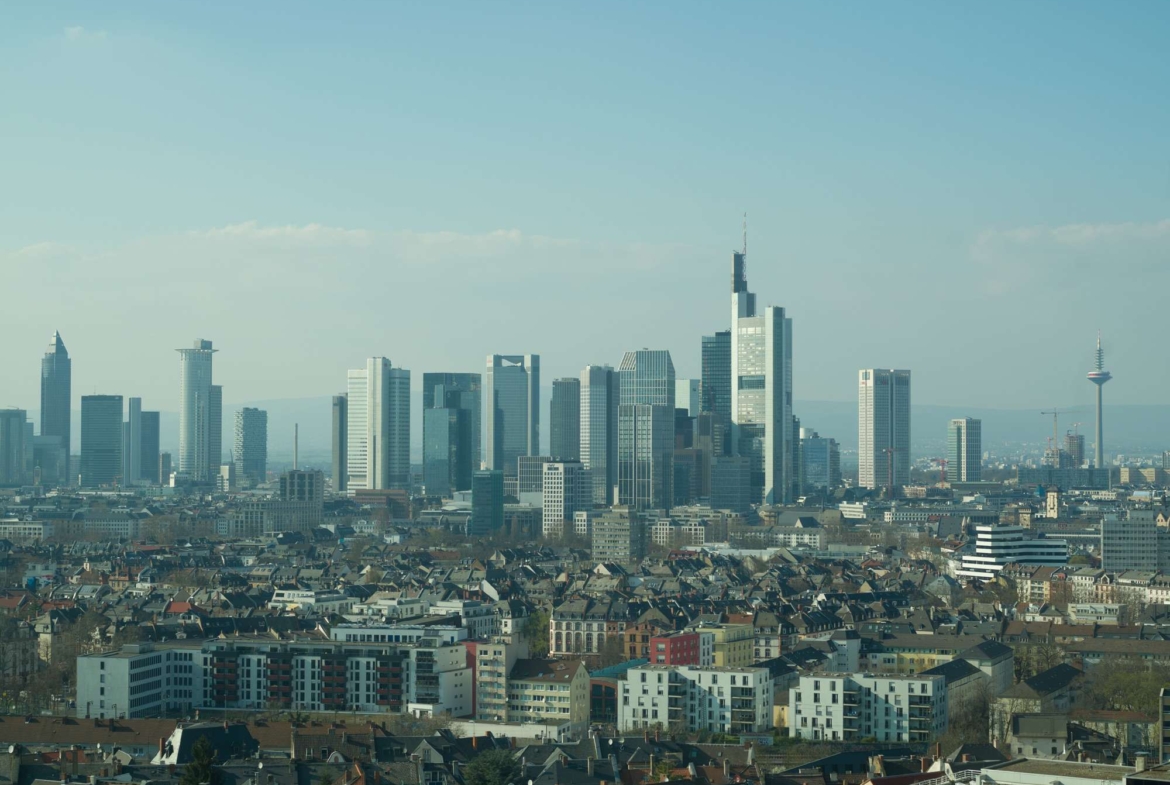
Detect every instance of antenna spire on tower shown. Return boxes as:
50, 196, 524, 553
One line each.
742, 212, 747, 257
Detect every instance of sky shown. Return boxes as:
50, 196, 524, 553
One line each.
2, 1, 1169, 417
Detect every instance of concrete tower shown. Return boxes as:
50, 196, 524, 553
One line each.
1087, 332, 1112, 469
176, 339, 217, 481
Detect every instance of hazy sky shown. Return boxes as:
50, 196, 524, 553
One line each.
3, 2, 1168, 416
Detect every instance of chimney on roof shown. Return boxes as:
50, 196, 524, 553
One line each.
920, 758, 927, 773
649, 755, 655, 781
588, 759, 595, 777
1137, 756, 1148, 773
159, 737, 166, 757
644, 731, 649, 743
723, 759, 731, 778
472, 737, 477, 750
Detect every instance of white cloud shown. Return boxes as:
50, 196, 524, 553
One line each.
64, 26, 107, 42
190, 220, 373, 247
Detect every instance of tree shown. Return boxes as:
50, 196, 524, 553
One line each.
180, 736, 221, 785
463, 749, 521, 785
597, 634, 625, 668
523, 609, 550, 658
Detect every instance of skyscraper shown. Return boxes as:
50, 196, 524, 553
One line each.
346, 357, 411, 491
618, 349, 675, 511
700, 330, 731, 422
208, 385, 222, 475
1087, 332, 1112, 469
799, 427, 841, 493
331, 394, 347, 493
675, 379, 701, 418
122, 397, 142, 485
140, 411, 160, 484
541, 460, 591, 539
470, 469, 504, 537
40, 331, 71, 457
580, 364, 619, 507
235, 407, 268, 486
550, 377, 581, 461
729, 250, 794, 506
1066, 431, 1085, 469
422, 373, 481, 496
858, 369, 912, 490
80, 395, 123, 488
946, 418, 981, 483
177, 339, 218, 481
0, 409, 28, 486
484, 355, 539, 475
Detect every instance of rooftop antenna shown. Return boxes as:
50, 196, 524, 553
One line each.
742, 212, 747, 257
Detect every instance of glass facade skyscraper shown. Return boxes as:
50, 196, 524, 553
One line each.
234, 407, 268, 486
580, 364, 619, 507
80, 394, 123, 488
422, 373, 481, 496
946, 417, 981, 483
700, 330, 731, 421
347, 357, 411, 491
858, 369, 912, 490
550, 377, 581, 461
177, 339, 218, 481
618, 349, 675, 511
484, 355, 539, 476
40, 331, 71, 458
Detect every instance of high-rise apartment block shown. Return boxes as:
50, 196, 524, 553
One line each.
235, 407, 268, 486
485, 355, 539, 476
580, 364, 619, 507
331, 394, 347, 493
618, 349, 675, 511
177, 339, 221, 482
858, 369, 912, 490
549, 377, 581, 461
40, 331, 71, 460
541, 461, 591, 539
346, 357, 411, 491
591, 507, 647, 565
789, 672, 947, 743
422, 373, 481, 497
80, 395, 123, 488
946, 418, 981, 483
729, 251, 794, 505
619, 664, 774, 734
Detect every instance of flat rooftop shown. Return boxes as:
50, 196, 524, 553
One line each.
990, 758, 1132, 780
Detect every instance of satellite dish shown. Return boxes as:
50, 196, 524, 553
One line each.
258, 763, 264, 770
609, 740, 614, 746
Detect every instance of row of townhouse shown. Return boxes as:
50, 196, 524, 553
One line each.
1009, 563, 1170, 609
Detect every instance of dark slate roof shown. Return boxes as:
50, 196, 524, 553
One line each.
920, 658, 981, 685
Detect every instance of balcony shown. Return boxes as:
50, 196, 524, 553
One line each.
844, 691, 859, 705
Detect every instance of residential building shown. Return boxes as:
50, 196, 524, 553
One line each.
234, 407, 268, 486
122, 397, 142, 485
800, 428, 841, 493
76, 641, 201, 719
470, 470, 504, 537
580, 364, 619, 506
472, 637, 529, 721
789, 672, 947, 743
957, 525, 1068, 581
80, 395, 123, 487
550, 377, 581, 460
619, 664, 773, 734
592, 507, 647, 565
947, 418, 982, 483
422, 373, 481, 496
729, 251, 795, 505
649, 631, 701, 666
40, 330, 71, 459
139, 410, 160, 484
690, 623, 753, 668
347, 357, 411, 491
484, 354, 539, 476
176, 339, 218, 481
542, 461, 591, 539
505, 659, 590, 732
331, 394, 347, 492
0, 409, 28, 485
858, 369, 912, 490
618, 349, 676, 510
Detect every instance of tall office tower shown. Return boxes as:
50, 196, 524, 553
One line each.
550, 377, 581, 461
729, 250, 794, 506
484, 355, 539, 475
858, 369, 912, 490
946, 418, 982, 483
799, 427, 841, 493
80, 395, 123, 488
1087, 332, 1112, 469
234, 407, 268, 486
422, 373, 481, 496
542, 460, 591, 538
618, 349, 676, 511
208, 385, 222, 475
676, 379, 701, 418
331, 394, 348, 492
0, 409, 28, 486
580, 364, 619, 507
470, 469, 504, 537
700, 331, 731, 421
40, 331, 71, 456
159, 453, 172, 485
177, 339, 218, 481
140, 411, 160, 484
346, 357, 411, 491
1066, 432, 1085, 469
122, 397, 142, 485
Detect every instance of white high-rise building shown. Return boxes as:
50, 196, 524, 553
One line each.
346, 357, 411, 491
946, 417, 981, 483
580, 364, 619, 506
484, 355, 540, 476
176, 339, 218, 481
858, 369, 911, 490
957, 525, 1068, 581
675, 379, 700, 417
122, 397, 141, 486
542, 460, 592, 539
729, 251, 794, 505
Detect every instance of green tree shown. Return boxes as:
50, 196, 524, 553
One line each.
180, 737, 221, 785
523, 609, 550, 658
463, 749, 521, 785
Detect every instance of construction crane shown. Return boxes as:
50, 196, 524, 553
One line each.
1040, 410, 1065, 451
929, 457, 949, 485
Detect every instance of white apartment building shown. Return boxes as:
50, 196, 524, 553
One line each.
957, 525, 1068, 581
541, 461, 591, 539
268, 589, 354, 614
506, 658, 590, 733
330, 623, 467, 645
76, 642, 202, 719
0, 520, 53, 542
619, 664, 773, 734
789, 672, 947, 744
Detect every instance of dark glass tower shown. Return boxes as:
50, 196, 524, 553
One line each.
700, 330, 730, 421
40, 331, 71, 455
549, 377, 581, 461
422, 373, 481, 495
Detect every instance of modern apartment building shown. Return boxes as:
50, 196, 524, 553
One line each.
592, 507, 647, 565
485, 354, 539, 476
619, 664, 773, 734
347, 357, 411, 491
542, 460, 591, 538
858, 369, 912, 490
789, 672, 947, 743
